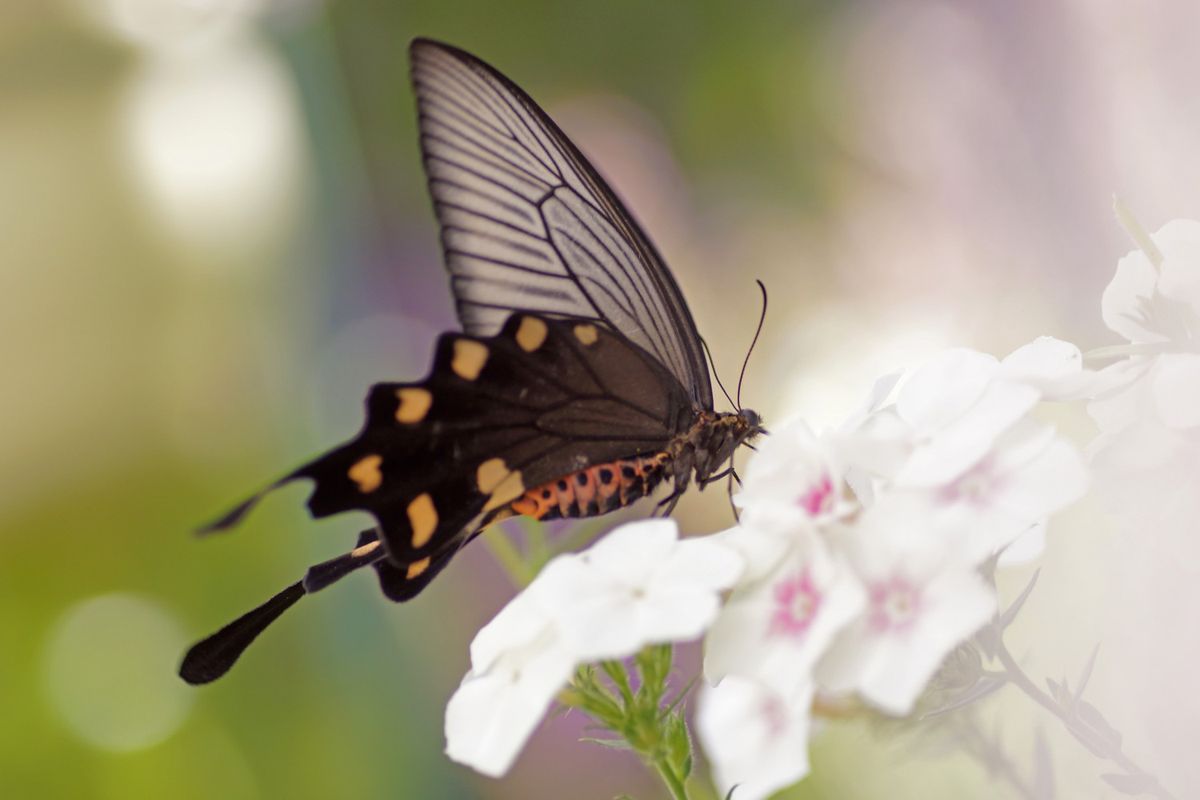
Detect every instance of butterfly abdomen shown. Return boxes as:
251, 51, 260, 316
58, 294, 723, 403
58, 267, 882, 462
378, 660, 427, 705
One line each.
510, 453, 671, 521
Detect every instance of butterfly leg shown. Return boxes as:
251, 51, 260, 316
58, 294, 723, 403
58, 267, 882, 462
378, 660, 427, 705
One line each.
700, 466, 737, 488
726, 465, 742, 522
655, 478, 689, 517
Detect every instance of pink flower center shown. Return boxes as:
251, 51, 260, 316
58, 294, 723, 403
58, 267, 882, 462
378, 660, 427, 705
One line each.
940, 458, 997, 506
770, 570, 823, 638
797, 473, 835, 516
758, 694, 788, 736
868, 576, 921, 632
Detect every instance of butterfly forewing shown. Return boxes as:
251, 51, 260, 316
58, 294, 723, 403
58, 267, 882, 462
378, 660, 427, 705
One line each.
410, 39, 713, 410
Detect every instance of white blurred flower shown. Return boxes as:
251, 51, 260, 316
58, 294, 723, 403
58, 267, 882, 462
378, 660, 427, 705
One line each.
816, 494, 996, 715
1092, 220, 1200, 433
444, 583, 575, 777
537, 519, 743, 661
121, 36, 307, 263
1000, 336, 1100, 401
836, 346, 1088, 562
1102, 219, 1200, 346
893, 348, 1041, 487
697, 675, 814, 800
926, 419, 1089, 563
734, 419, 853, 529
705, 525, 865, 702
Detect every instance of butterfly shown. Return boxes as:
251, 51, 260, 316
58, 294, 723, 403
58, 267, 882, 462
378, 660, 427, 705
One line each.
180, 38, 764, 685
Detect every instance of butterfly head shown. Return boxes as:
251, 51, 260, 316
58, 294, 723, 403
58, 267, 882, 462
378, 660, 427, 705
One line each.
739, 408, 763, 433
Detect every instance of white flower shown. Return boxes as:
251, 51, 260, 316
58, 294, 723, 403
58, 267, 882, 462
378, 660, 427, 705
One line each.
999, 336, 1101, 401
1102, 219, 1200, 345
705, 525, 865, 702
1092, 219, 1200, 434
734, 419, 851, 529
835, 347, 1088, 563
536, 519, 743, 661
893, 348, 1040, 488
445, 519, 743, 777
816, 494, 996, 715
922, 419, 1089, 563
696, 675, 814, 800
444, 584, 575, 777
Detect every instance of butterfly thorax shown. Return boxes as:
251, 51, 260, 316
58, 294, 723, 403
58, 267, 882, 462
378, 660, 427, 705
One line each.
507, 408, 762, 522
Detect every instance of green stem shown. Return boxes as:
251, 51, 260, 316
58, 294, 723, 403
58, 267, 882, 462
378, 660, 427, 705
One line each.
523, 517, 550, 573
1113, 196, 1164, 271
480, 529, 531, 587
654, 758, 690, 800
996, 639, 1177, 800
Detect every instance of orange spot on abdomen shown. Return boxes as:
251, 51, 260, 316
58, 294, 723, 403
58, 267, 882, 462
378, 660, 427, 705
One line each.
508, 454, 670, 522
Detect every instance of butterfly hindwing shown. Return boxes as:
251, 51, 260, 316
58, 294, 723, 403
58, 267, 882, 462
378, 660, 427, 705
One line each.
211, 314, 693, 575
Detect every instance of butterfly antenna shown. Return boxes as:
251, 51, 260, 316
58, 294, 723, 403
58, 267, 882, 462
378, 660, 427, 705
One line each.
736, 280, 769, 410
701, 337, 738, 412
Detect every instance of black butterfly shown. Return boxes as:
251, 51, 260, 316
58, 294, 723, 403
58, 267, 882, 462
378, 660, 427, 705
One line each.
180, 38, 764, 685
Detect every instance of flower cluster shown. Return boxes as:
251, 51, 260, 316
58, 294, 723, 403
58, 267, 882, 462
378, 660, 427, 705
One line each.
443, 214, 1198, 799
697, 342, 1088, 798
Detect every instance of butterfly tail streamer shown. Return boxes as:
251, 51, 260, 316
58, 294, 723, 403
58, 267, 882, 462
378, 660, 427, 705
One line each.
179, 580, 306, 685
179, 531, 389, 685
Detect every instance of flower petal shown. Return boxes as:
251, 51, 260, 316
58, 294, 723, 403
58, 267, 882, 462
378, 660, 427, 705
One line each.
444, 639, 576, 777
896, 349, 998, 433
1151, 353, 1200, 429
1102, 247, 1164, 343
697, 676, 813, 800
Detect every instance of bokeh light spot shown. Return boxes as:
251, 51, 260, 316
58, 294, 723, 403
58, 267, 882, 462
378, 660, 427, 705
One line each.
44, 594, 193, 753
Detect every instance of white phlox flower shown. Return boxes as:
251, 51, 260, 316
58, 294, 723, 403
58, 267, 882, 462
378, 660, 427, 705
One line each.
704, 525, 865, 703
892, 348, 1041, 488
733, 418, 854, 529
444, 584, 576, 777
815, 494, 997, 715
697, 675, 815, 800
833, 345, 1089, 563
535, 519, 743, 661
444, 519, 743, 777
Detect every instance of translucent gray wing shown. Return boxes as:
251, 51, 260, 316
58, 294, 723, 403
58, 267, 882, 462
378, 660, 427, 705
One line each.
409, 38, 713, 409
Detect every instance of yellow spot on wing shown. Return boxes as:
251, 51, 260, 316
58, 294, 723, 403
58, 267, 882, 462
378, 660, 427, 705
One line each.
452, 339, 489, 380
573, 324, 599, 345
476, 458, 508, 492
348, 455, 383, 493
406, 557, 431, 579
515, 316, 549, 352
483, 470, 525, 511
350, 540, 380, 559
395, 387, 432, 423
407, 493, 438, 548
476, 457, 525, 512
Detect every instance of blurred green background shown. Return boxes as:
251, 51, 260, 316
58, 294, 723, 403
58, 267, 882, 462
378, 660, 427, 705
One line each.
5, 1, 1200, 798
